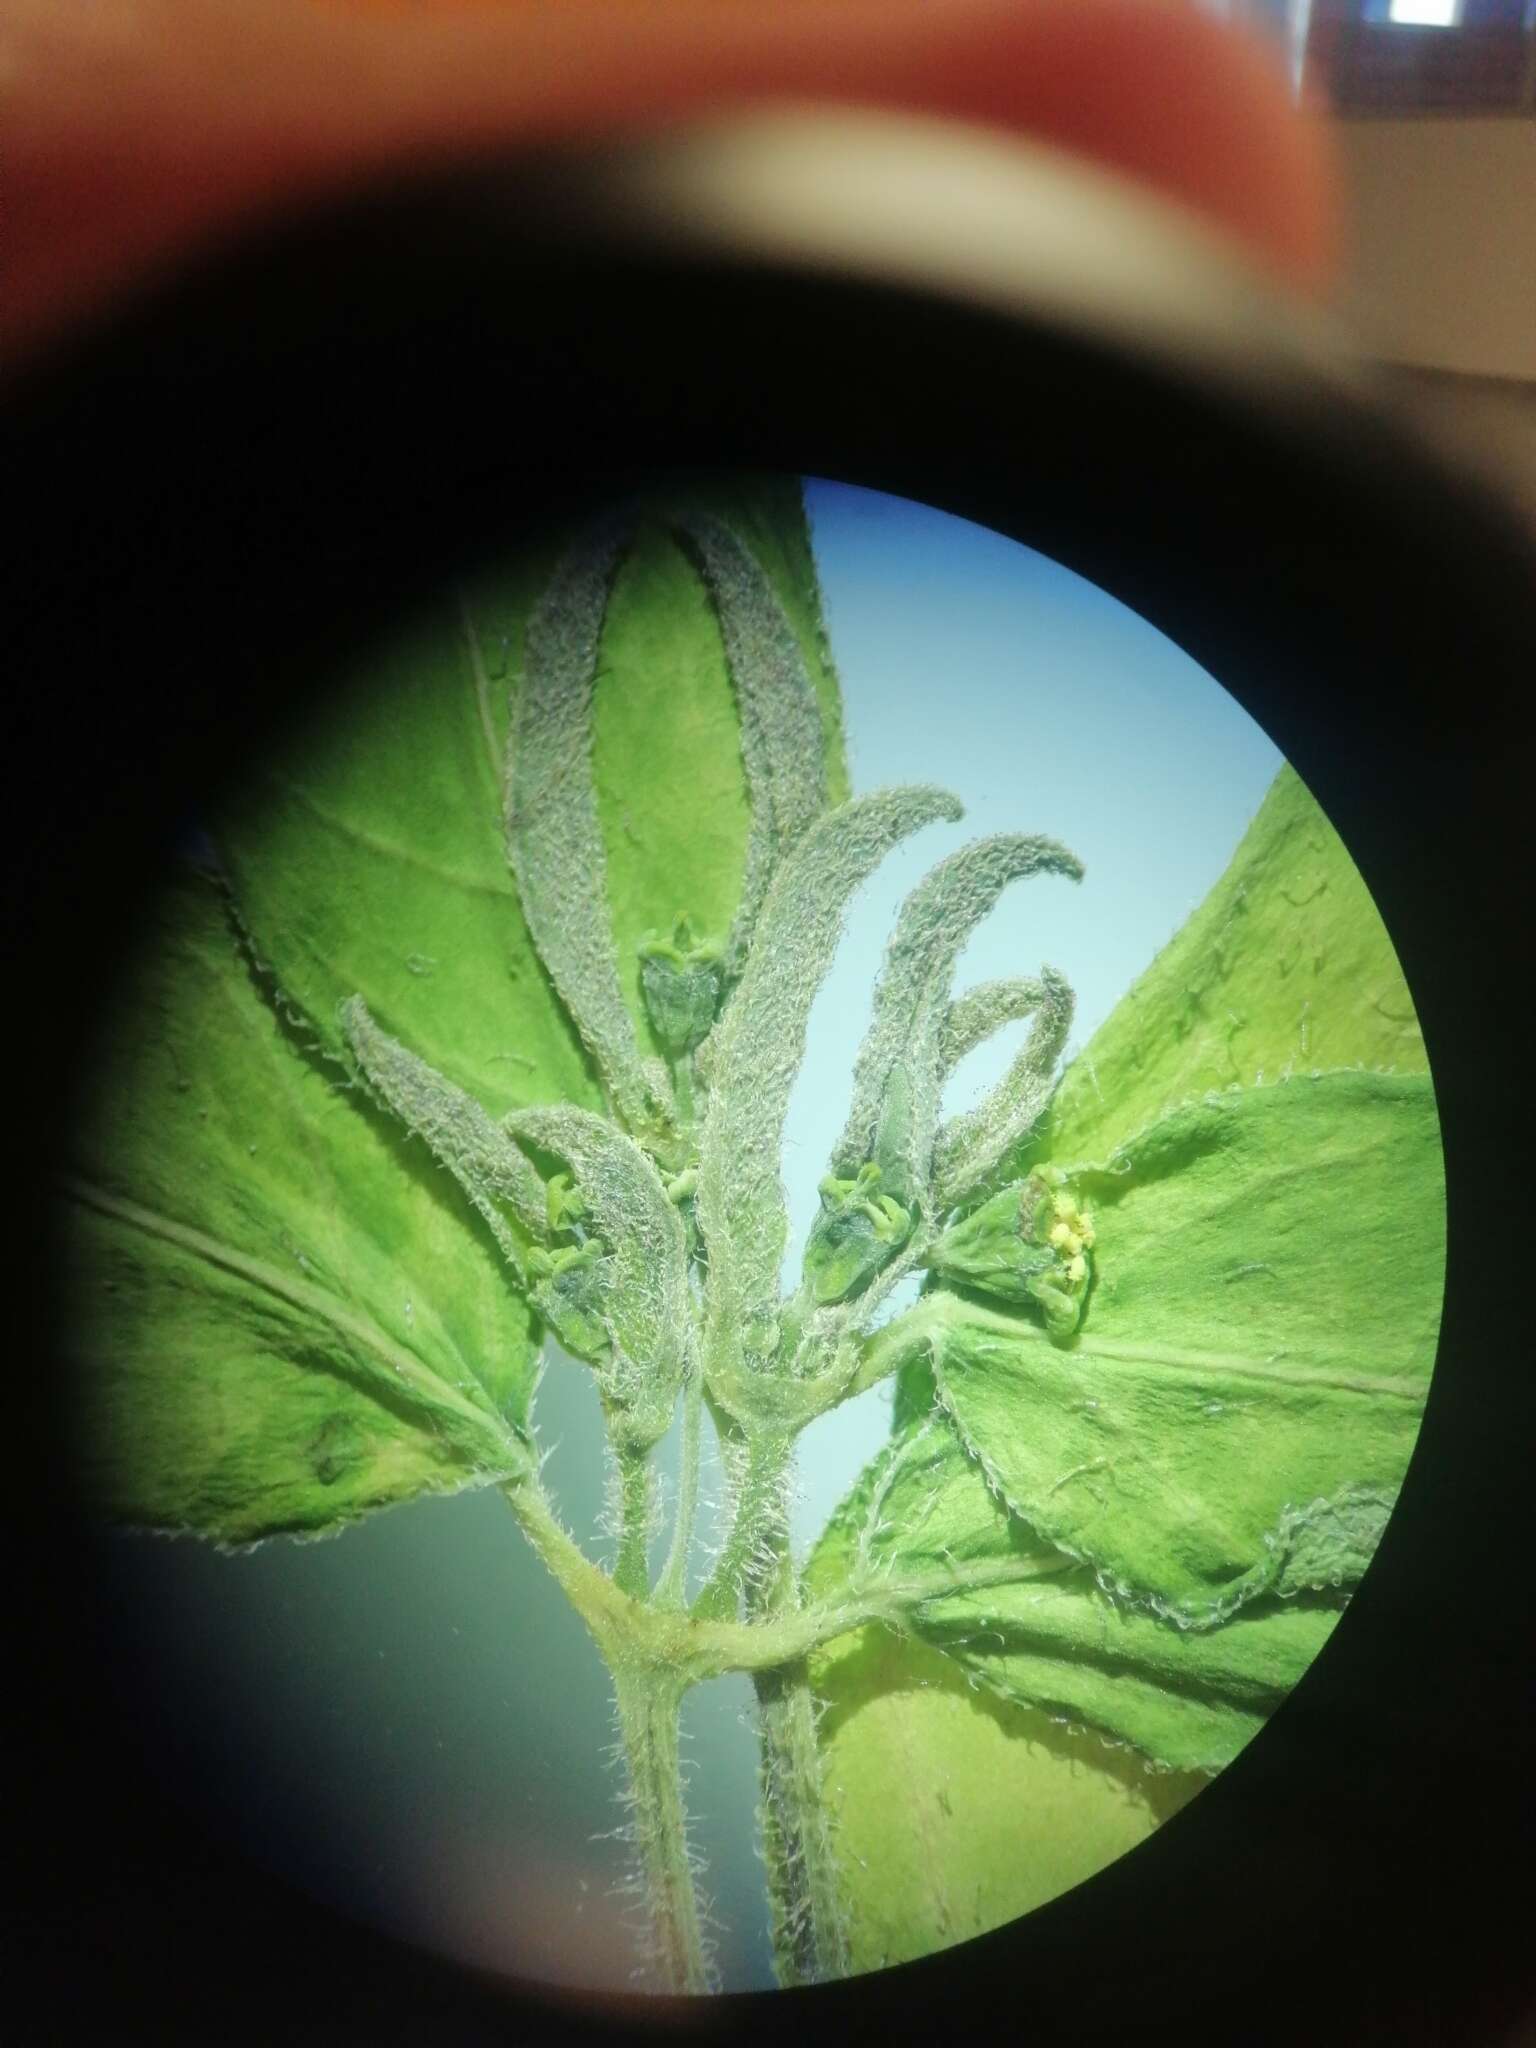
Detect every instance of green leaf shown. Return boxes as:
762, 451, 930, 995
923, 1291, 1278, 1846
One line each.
505, 514, 678, 1142
696, 787, 962, 1374
507, 1103, 692, 1448
829, 835, 1081, 1210
922, 1070, 1439, 1624
214, 477, 847, 1118
1027, 762, 1430, 1174
62, 867, 536, 1546
807, 1413, 1346, 1774
808, 1624, 1201, 1976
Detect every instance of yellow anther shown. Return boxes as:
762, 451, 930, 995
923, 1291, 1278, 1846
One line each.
1066, 1253, 1088, 1285
1049, 1221, 1073, 1249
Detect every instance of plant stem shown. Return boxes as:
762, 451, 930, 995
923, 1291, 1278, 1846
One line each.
690, 1426, 789, 1620
656, 1363, 703, 1609
613, 1442, 652, 1599
744, 1482, 849, 1986
752, 1656, 849, 1987
611, 1665, 715, 1994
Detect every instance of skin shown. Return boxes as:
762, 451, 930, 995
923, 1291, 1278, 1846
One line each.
1, 0, 1336, 370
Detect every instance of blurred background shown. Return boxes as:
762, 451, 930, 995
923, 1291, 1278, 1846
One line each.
1230, 0, 1536, 525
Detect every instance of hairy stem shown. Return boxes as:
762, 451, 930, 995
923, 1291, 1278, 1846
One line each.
753, 1659, 849, 1987
656, 1365, 704, 1609
613, 1442, 652, 1600
611, 1666, 715, 1994
690, 1426, 789, 1621
746, 1495, 849, 1987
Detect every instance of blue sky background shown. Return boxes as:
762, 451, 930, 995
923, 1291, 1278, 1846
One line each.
99, 481, 1282, 2000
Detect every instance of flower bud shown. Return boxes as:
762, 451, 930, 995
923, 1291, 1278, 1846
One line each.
637, 916, 726, 1059
802, 1162, 913, 1306
929, 1170, 1095, 1336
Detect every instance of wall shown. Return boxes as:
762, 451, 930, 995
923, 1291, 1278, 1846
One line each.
1331, 113, 1536, 530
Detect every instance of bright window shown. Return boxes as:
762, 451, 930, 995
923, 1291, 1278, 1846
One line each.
1387, 1, 1463, 23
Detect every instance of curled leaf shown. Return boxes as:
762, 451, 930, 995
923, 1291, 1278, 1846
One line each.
695, 786, 961, 1376
832, 837, 1082, 1212
806, 1412, 1349, 1774
932, 965, 1075, 1209
340, 996, 549, 1267
939, 975, 1050, 1072
508, 1102, 691, 1447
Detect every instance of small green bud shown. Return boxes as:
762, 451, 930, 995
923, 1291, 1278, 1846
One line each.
803, 1162, 914, 1306
529, 1242, 612, 1364
637, 915, 726, 1059
545, 1170, 588, 1236
929, 1170, 1095, 1337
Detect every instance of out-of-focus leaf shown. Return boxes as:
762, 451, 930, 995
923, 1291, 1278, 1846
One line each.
810, 1625, 1200, 1976
930, 1071, 1439, 1623
62, 867, 537, 1546
216, 477, 847, 1106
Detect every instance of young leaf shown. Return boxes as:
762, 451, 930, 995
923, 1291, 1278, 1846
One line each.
926, 1071, 1439, 1624
61, 867, 536, 1546
506, 516, 679, 1142
931, 966, 1076, 1209
340, 996, 549, 1265
829, 836, 1082, 1210
212, 479, 848, 1126
695, 787, 962, 1374
677, 512, 830, 975
806, 1414, 1347, 1773
939, 975, 1050, 1070
510, 478, 848, 1062
506, 1103, 692, 1449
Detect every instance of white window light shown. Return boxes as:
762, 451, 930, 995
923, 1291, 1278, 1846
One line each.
1388, 0, 1463, 24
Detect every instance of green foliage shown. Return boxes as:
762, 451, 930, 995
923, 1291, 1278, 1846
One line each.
928, 1072, 1438, 1624
506, 1103, 691, 1450
1025, 761, 1431, 1174
694, 785, 961, 1377
830, 836, 1081, 1211
807, 1412, 1343, 1772
61, 481, 1439, 1997
821, 759, 1442, 1965
64, 868, 537, 1545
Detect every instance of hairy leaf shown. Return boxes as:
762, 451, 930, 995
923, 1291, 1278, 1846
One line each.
62, 867, 536, 1546
695, 787, 962, 1372
807, 1414, 1346, 1772
939, 975, 1049, 1070
921, 1071, 1440, 1624
507, 1103, 691, 1447
341, 997, 549, 1263
678, 512, 829, 975
829, 836, 1081, 1210
506, 516, 676, 1141
212, 479, 847, 1123
932, 965, 1076, 1208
